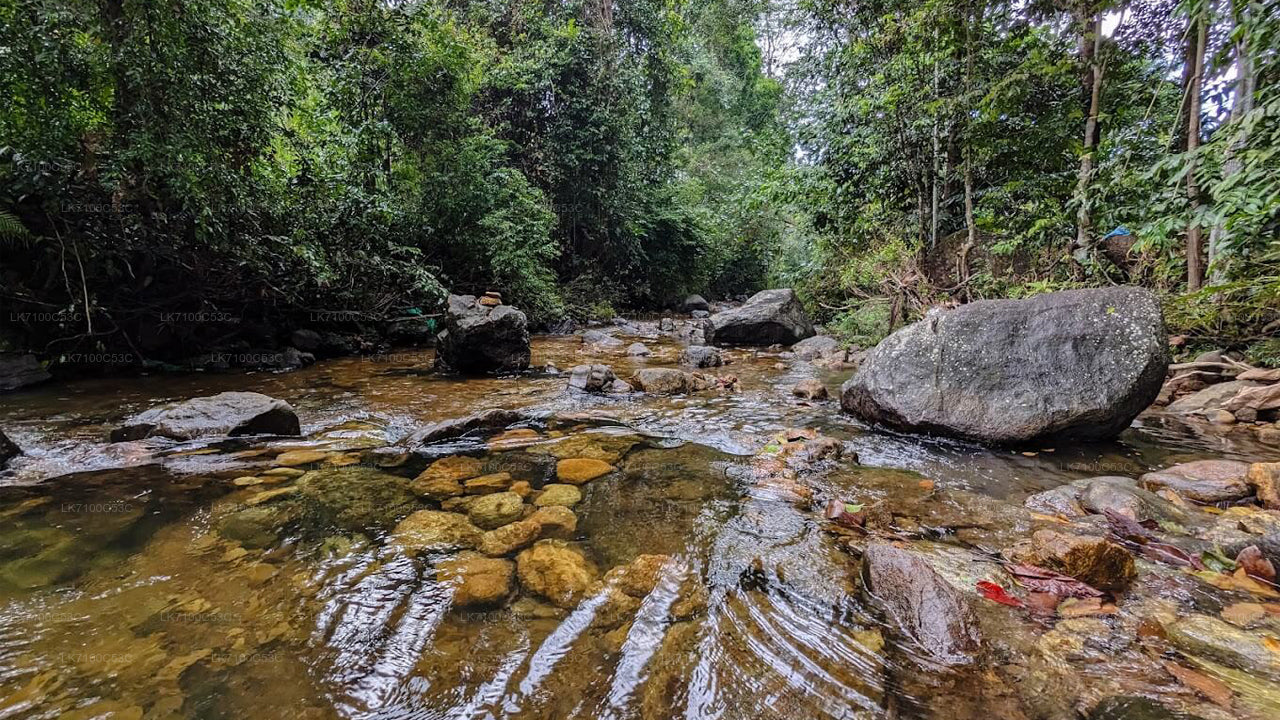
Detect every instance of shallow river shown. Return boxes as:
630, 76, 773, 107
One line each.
0, 325, 1276, 720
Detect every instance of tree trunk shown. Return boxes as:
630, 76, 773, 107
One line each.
1185, 13, 1208, 291
1074, 12, 1104, 252
1206, 0, 1255, 284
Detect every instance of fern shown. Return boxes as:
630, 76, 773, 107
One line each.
0, 210, 32, 243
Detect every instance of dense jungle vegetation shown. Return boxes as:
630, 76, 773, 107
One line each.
1, 0, 1277, 365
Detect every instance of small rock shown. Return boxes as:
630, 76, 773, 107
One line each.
681, 295, 710, 313
629, 368, 716, 394
411, 476, 465, 501
436, 555, 514, 608
516, 539, 599, 608
581, 329, 624, 348
392, 511, 482, 553
534, 484, 583, 507
677, 345, 723, 368
528, 506, 577, 538
414, 455, 484, 484
1075, 476, 1184, 523
1004, 529, 1136, 591
861, 543, 981, 666
1248, 463, 1280, 510
1140, 460, 1252, 503
556, 458, 615, 484
606, 379, 633, 394
792, 335, 842, 361
1024, 486, 1086, 518
478, 519, 542, 557
0, 430, 20, 468
567, 364, 617, 393
464, 472, 514, 495
791, 379, 828, 401
273, 449, 328, 467
467, 492, 525, 530
1212, 409, 1237, 424
626, 343, 651, 357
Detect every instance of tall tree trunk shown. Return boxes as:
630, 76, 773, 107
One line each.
1074, 12, 1104, 252
930, 24, 942, 250
1207, 0, 1255, 284
1185, 12, 1208, 291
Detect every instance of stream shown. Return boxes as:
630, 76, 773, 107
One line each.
0, 322, 1276, 720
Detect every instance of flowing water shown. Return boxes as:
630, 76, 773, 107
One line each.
0, 324, 1276, 720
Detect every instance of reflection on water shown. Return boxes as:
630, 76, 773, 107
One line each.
0, 327, 1276, 719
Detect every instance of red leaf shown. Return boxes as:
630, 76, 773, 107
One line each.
1003, 563, 1104, 598
1237, 545, 1277, 584
977, 581, 1025, 608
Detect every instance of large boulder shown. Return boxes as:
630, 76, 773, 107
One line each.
861, 543, 981, 666
681, 294, 710, 313
0, 429, 19, 468
841, 287, 1168, 445
110, 391, 301, 442
435, 294, 530, 374
0, 353, 51, 392
706, 289, 815, 346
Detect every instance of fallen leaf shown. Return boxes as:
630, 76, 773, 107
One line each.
823, 499, 866, 528
1003, 563, 1104, 598
1104, 509, 1159, 543
917, 479, 935, 491
1139, 542, 1205, 570
1162, 661, 1233, 707
1201, 548, 1237, 573
1221, 602, 1266, 626
976, 581, 1024, 608
1236, 545, 1277, 584
1026, 592, 1060, 616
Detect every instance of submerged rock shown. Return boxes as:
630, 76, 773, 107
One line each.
478, 518, 542, 557
626, 343, 651, 357
392, 510, 483, 553
677, 345, 723, 368
111, 391, 301, 442
556, 458, 615, 484
516, 539, 599, 608
792, 335, 842, 361
792, 379, 829, 401
1139, 460, 1251, 504
1073, 475, 1186, 523
434, 294, 531, 374
436, 555, 515, 608
405, 408, 532, 446
861, 543, 981, 666
295, 466, 420, 531
581, 329, 624, 348
466, 491, 524, 530
534, 484, 582, 507
841, 286, 1168, 445
707, 288, 815, 346
1165, 613, 1280, 682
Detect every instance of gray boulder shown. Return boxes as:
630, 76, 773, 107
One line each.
707, 289, 815, 346
0, 429, 19, 468
792, 335, 842, 360
111, 391, 301, 442
678, 345, 723, 368
435, 294, 530, 374
0, 353, 51, 392
567, 364, 617, 393
861, 543, 981, 666
841, 286, 1168, 445
681, 294, 710, 313
581, 329, 624, 348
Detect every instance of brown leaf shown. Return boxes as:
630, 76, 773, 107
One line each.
1025, 592, 1060, 616
1162, 661, 1233, 707
1104, 509, 1158, 543
1236, 545, 1277, 584
1057, 597, 1118, 617
1139, 541, 1205, 570
1003, 562, 1104, 598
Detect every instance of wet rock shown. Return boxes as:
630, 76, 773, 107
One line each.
467, 492, 524, 530
791, 379, 829, 401
434, 294, 531, 373
111, 391, 301, 442
861, 543, 981, 666
1248, 463, 1280, 510
531, 432, 640, 464
606, 379, 633, 394
411, 477, 465, 501
436, 555, 515, 608
556, 458, 615, 484
792, 335, 842, 360
629, 368, 716, 395
681, 294, 710, 313
527, 506, 577, 538
626, 343, 651, 357
841, 286, 1168, 445
1165, 613, 1280, 681
415, 455, 484, 484
1199, 506, 1280, 558
1024, 486, 1087, 518
405, 408, 532, 446
289, 328, 322, 351
0, 429, 19, 468
392, 510, 482, 553
478, 518, 542, 556
217, 503, 301, 549
707, 288, 816, 346
273, 448, 328, 466
677, 345, 723, 368
1003, 529, 1136, 591
581, 329, 624, 348
1167, 380, 1259, 417
1075, 476, 1185, 523
1139, 460, 1251, 504
464, 472, 514, 495
1225, 382, 1280, 414
659, 318, 675, 332
0, 352, 51, 392
295, 466, 420, 531
516, 539, 599, 608
534, 484, 582, 507
567, 364, 617, 393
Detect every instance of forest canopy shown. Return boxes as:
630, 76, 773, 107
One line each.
1, 0, 1277, 366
